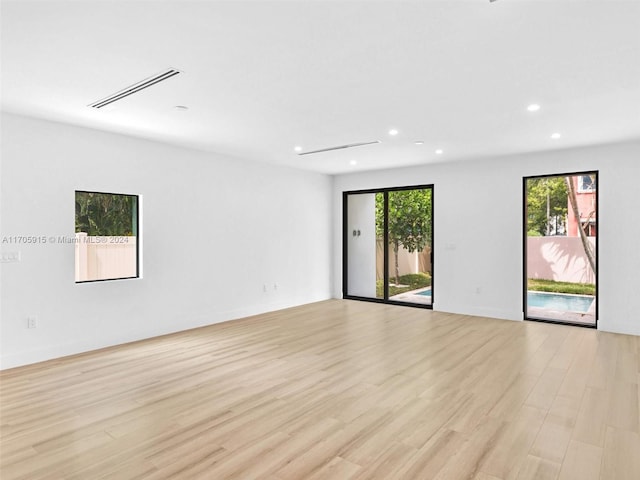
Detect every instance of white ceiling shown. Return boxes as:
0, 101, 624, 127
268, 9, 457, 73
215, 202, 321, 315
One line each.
2, 0, 639, 175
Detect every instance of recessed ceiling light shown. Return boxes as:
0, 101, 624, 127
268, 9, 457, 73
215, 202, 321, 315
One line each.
550, 133, 561, 139
173, 105, 189, 111
414, 141, 425, 145
527, 104, 541, 112
350, 160, 357, 165
294, 146, 303, 152
389, 129, 399, 136
435, 149, 444, 155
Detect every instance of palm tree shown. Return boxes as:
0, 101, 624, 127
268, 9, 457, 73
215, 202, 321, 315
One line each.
566, 176, 596, 275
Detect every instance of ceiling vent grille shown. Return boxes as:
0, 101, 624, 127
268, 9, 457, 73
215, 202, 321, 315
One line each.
298, 140, 381, 155
88, 68, 181, 109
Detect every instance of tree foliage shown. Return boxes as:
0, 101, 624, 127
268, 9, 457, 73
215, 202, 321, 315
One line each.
526, 177, 568, 236
75, 192, 136, 236
376, 189, 432, 284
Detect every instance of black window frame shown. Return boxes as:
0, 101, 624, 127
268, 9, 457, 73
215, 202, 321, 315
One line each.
522, 171, 598, 328
343, 184, 434, 310
75, 189, 140, 283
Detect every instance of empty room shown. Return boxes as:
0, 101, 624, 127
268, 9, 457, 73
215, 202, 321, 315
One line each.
1, 1, 639, 479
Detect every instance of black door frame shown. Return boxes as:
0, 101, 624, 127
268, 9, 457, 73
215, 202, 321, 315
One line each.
523, 171, 598, 328
343, 184, 434, 309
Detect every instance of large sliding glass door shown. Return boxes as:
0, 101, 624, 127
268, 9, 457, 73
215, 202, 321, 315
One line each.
524, 172, 598, 327
344, 185, 433, 308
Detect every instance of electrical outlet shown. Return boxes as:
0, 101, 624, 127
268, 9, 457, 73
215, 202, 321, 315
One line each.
27, 316, 38, 329
274, 283, 278, 290
263, 284, 267, 293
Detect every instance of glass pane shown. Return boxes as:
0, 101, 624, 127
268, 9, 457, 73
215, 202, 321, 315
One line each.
385, 188, 433, 305
75, 191, 139, 282
346, 193, 382, 298
525, 174, 596, 325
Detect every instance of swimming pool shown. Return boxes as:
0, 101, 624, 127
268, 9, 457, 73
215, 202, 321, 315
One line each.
415, 287, 432, 296
527, 291, 594, 313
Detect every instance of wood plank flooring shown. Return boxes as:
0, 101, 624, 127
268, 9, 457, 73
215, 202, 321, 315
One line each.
1, 300, 638, 479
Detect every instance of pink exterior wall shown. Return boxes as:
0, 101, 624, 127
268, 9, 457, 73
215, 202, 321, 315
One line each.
527, 236, 595, 284
567, 176, 596, 237
75, 233, 137, 282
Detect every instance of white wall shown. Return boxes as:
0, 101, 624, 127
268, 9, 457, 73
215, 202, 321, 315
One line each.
0, 113, 333, 369
333, 141, 640, 337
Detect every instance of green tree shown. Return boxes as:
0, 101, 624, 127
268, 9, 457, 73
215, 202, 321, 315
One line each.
75, 192, 136, 236
526, 177, 568, 236
376, 189, 432, 285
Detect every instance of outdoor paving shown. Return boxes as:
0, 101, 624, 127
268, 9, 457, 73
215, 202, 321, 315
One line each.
389, 288, 432, 305
527, 305, 596, 326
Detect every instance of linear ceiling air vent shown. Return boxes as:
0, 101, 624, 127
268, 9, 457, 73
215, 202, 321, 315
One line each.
88, 68, 181, 109
298, 140, 381, 156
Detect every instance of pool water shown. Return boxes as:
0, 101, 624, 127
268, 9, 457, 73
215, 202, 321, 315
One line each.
416, 288, 432, 296
527, 291, 594, 313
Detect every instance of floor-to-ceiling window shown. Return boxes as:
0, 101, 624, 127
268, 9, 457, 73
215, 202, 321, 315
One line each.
344, 185, 433, 308
524, 172, 597, 327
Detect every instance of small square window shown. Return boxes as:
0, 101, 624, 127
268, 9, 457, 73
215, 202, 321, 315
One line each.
75, 191, 139, 282
578, 175, 596, 192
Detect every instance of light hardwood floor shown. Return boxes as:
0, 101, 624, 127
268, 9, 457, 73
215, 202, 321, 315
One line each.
1, 300, 638, 479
